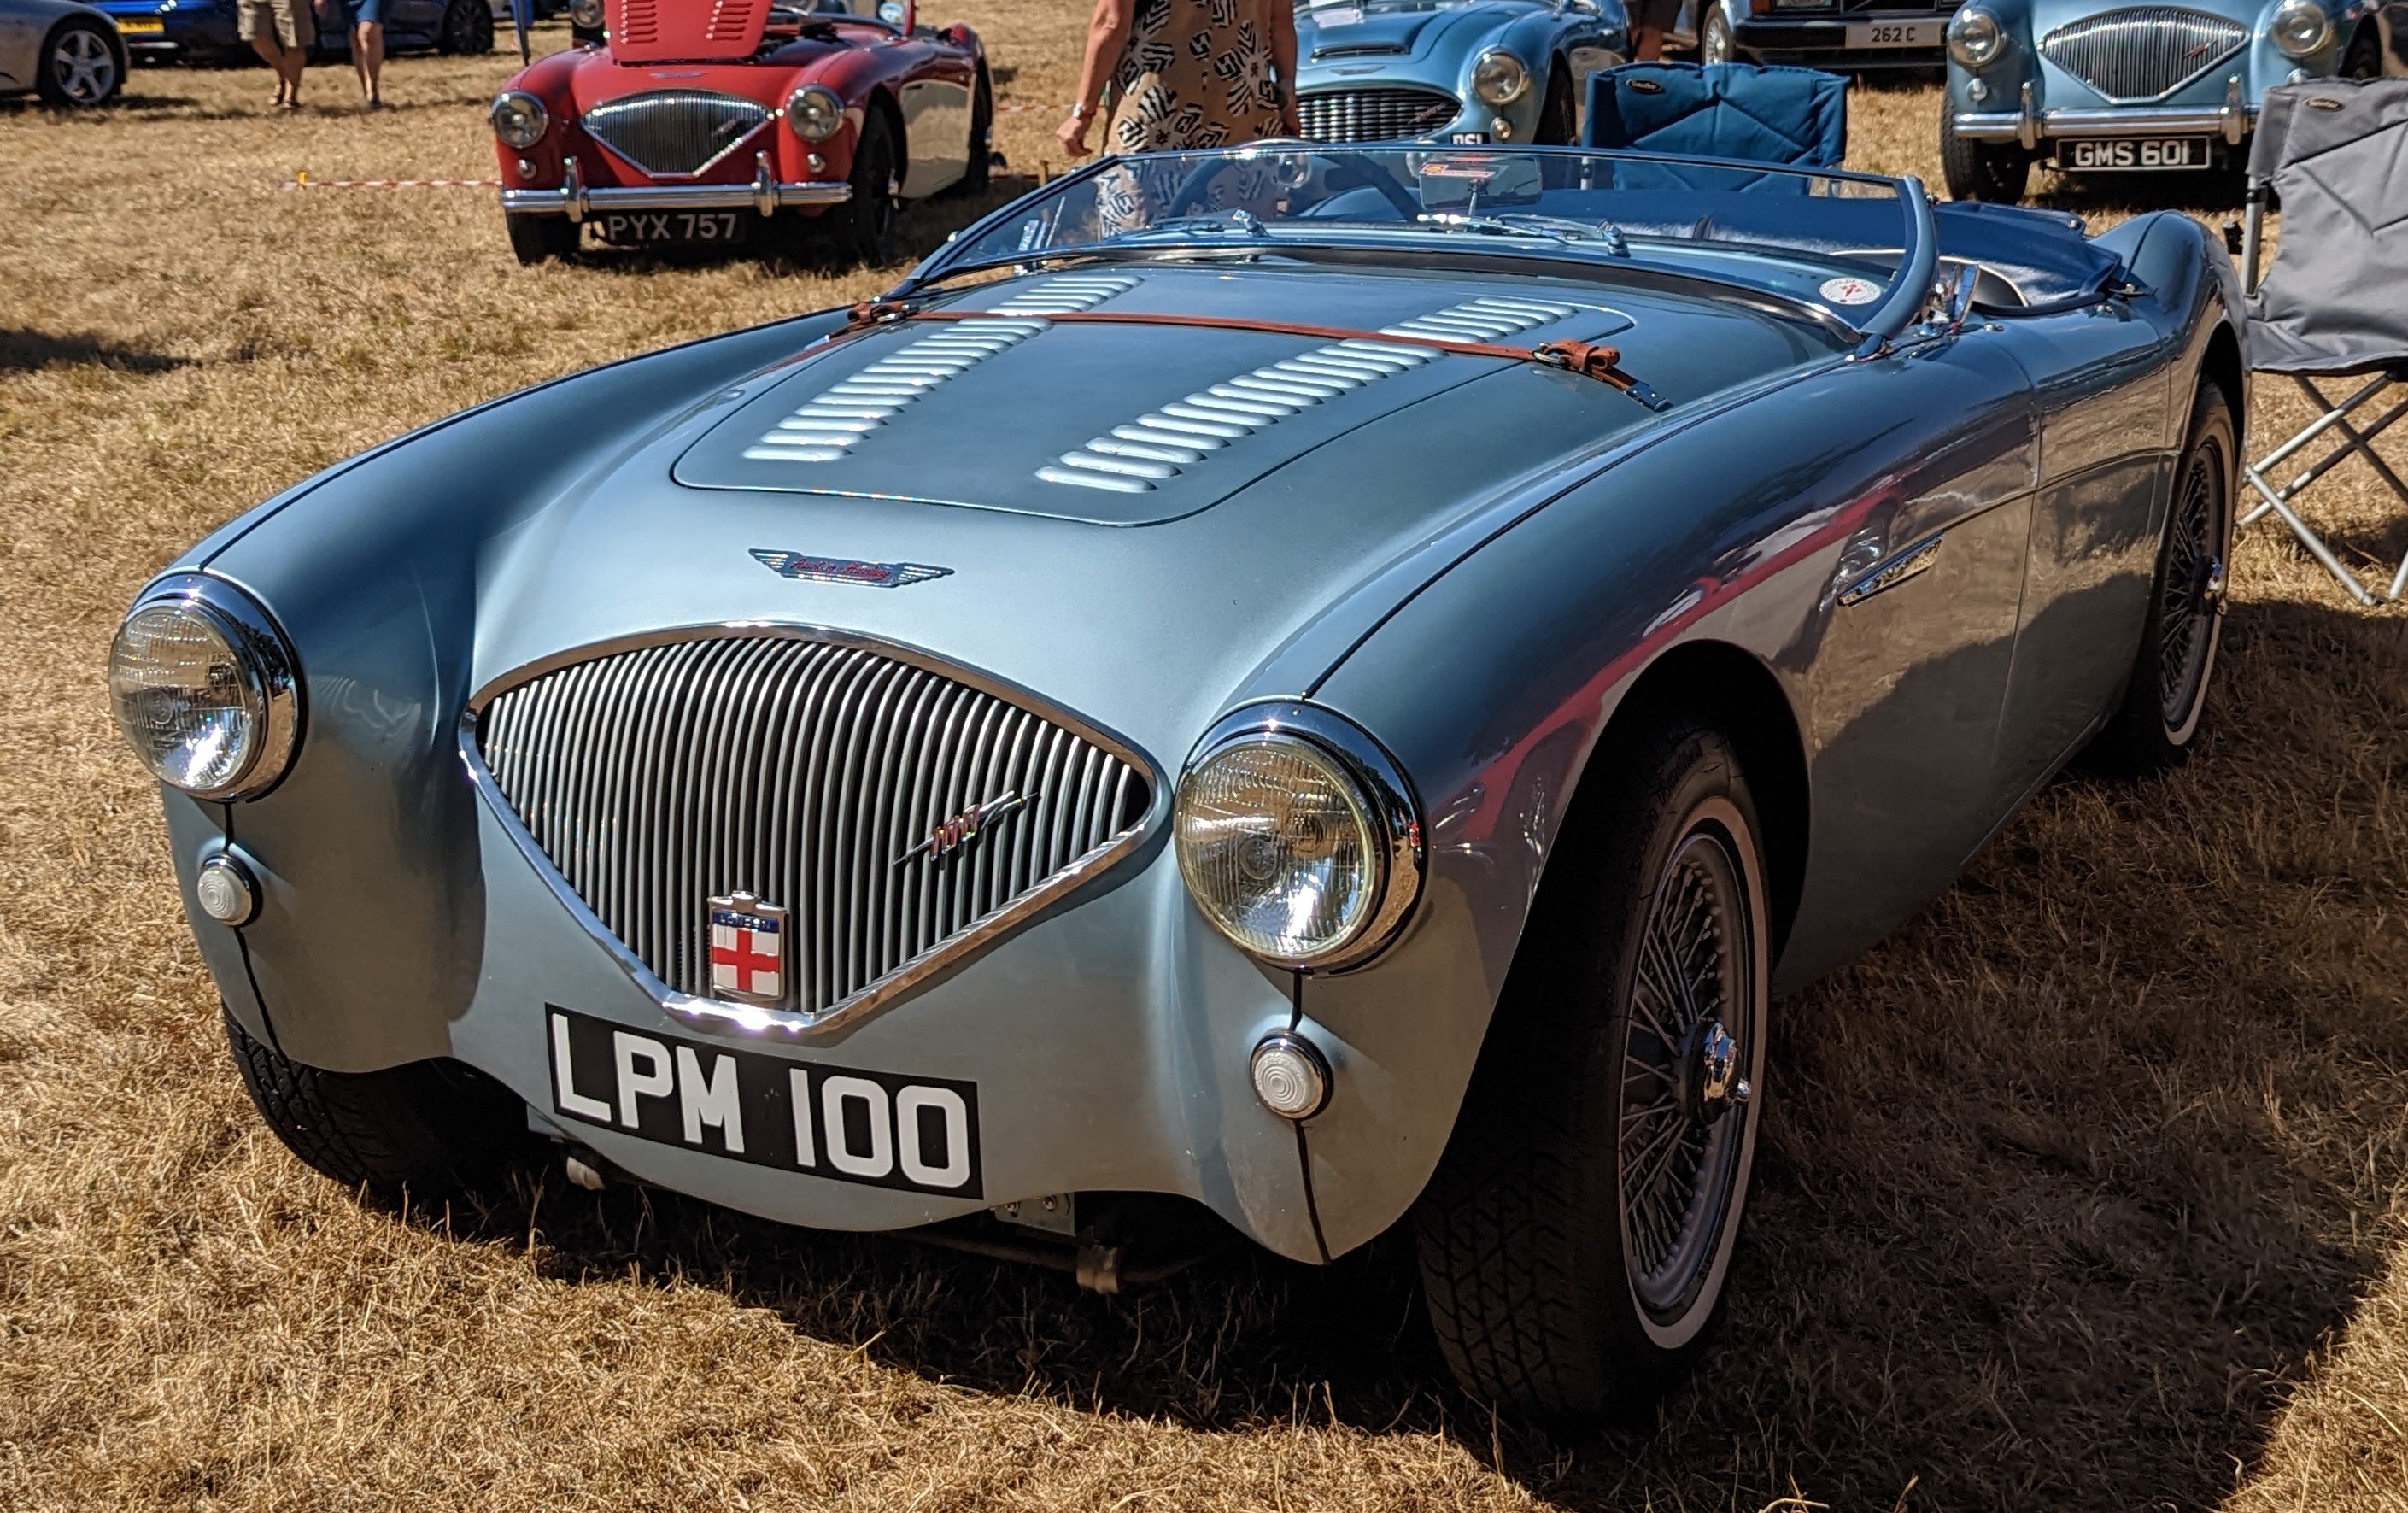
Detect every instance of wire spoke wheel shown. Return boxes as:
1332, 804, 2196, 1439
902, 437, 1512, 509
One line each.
2155, 435, 2224, 734
1618, 817, 1753, 1325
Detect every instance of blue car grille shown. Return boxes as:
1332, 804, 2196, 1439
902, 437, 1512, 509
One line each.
2038, 8, 2248, 103
1297, 86, 1459, 144
580, 91, 771, 178
476, 634, 1151, 1018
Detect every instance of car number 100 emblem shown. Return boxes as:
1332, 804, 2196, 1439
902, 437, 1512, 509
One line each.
707, 892, 788, 1006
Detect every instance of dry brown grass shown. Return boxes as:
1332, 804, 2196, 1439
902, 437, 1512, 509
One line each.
3, 24, 2407, 1510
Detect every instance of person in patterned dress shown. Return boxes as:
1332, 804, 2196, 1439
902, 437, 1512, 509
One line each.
1058, 0, 1301, 161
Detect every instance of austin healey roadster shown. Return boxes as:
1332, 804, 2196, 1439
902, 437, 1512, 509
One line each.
114, 144, 2243, 1419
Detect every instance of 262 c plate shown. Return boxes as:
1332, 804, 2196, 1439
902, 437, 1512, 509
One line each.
545, 1006, 982, 1198
1844, 19, 1942, 46
2065, 138, 2210, 171
593, 210, 748, 245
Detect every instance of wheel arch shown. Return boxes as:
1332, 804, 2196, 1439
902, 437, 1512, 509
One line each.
1573, 638, 1809, 960
866, 80, 907, 173
2200, 314, 2245, 456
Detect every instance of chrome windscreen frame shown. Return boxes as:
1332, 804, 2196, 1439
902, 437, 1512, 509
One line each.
460, 622, 1170, 1041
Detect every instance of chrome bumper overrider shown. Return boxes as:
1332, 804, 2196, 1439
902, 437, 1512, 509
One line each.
1953, 78, 2254, 148
501, 158, 852, 220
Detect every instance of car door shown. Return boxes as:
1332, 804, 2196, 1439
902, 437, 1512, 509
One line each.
1775, 337, 2040, 986
0, 3, 39, 90
1992, 305, 2175, 804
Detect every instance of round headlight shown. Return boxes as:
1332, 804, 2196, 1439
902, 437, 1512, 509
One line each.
108, 577, 300, 801
2269, 0, 2331, 57
1174, 707, 1421, 970
489, 90, 548, 150
1947, 7, 2005, 67
566, 0, 602, 28
787, 84, 844, 141
1472, 49, 1531, 106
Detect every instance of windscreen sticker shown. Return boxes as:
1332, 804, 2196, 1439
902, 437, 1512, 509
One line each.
1819, 275, 1884, 307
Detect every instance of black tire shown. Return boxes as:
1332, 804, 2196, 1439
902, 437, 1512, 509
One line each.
438, 0, 494, 55
1700, 6, 1736, 63
506, 211, 581, 264
2087, 382, 2235, 775
2343, 26, 2382, 79
956, 67, 993, 195
223, 1004, 527, 1199
830, 104, 899, 265
1534, 61, 1576, 145
37, 18, 121, 107
1414, 713, 1772, 1423
1940, 98, 2031, 202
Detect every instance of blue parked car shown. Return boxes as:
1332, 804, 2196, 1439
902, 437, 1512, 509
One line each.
90, 0, 494, 62
1688, 0, 1962, 72
114, 142, 2247, 1421
1293, 0, 1629, 144
1940, 0, 2400, 200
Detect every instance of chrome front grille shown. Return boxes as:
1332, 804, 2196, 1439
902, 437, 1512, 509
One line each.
581, 90, 770, 177
477, 634, 1151, 1024
1297, 86, 1460, 144
2038, 8, 2247, 103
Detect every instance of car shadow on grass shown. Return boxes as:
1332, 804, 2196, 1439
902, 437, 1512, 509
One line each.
0, 328, 191, 374
403, 591, 2405, 1512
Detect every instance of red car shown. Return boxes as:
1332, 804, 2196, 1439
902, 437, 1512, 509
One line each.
490, 0, 989, 264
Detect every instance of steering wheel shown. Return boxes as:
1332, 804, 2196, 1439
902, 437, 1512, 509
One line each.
1162, 145, 1422, 222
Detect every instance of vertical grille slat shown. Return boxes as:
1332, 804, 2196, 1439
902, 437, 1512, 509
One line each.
2038, 7, 2247, 103
1297, 86, 1460, 144
477, 635, 1151, 1022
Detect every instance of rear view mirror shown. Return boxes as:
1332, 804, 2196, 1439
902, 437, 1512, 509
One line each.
1416, 154, 1544, 214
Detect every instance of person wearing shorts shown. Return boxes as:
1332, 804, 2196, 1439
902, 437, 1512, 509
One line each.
350, 0, 386, 109
237, 0, 312, 109
1630, 0, 1679, 58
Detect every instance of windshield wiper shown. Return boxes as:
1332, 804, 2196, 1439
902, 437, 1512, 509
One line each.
1414, 212, 1627, 255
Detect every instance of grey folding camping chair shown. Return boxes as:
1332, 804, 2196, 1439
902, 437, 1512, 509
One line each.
2238, 78, 2408, 604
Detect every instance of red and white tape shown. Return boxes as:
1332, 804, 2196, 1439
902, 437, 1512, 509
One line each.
285, 173, 503, 190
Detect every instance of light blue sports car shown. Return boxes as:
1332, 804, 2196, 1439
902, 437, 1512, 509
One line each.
1292, 0, 1629, 144
113, 143, 2244, 1421
1940, 0, 2401, 200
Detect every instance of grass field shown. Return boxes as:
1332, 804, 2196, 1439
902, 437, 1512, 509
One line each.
4, 14, 2408, 1509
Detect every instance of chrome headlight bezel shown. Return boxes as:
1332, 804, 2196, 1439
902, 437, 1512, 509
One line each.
786, 84, 845, 141
1471, 49, 1532, 107
1947, 7, 2006, 68
1173, 702, 1423, 972
108, 572, 302, 803
490, 90, 548, 149
566, 0, 603, 28
2268, 0, 2332, 57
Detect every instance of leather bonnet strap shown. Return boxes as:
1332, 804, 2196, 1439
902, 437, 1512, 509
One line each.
841, 300, 1667, 408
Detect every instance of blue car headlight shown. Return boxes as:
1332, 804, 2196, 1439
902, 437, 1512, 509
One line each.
1472, 49, 1532, 107
1948, 7, 2007, 67
2267, 0, 2331, 57
109, 576, 301, 801
1175, 707, 1421, 971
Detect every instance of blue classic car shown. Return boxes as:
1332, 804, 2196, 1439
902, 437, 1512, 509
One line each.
90, 0, 495, 61
113, 144, 2244, 1418
1941, 0, 2399, 200
1692, 0, 1962, 71
1293, 0, 1628, 143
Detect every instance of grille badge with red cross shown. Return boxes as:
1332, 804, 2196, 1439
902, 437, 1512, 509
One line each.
706, 891, 788, 1006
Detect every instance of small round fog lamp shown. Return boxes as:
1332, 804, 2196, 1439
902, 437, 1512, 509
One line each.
1251, 1032, 1331, 1120
196, 853, 259, 926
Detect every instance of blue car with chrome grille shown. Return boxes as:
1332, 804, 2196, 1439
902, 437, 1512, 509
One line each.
112, 142, 2247, 1422
1293, 0, 1630, 144
1939, 0, 2399, 200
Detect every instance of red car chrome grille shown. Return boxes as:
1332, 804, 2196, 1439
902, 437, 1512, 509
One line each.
581, 90, 771, 178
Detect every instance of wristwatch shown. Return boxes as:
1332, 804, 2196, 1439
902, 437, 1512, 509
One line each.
1069, 102, 1097, 122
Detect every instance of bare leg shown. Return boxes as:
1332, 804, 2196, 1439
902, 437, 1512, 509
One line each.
278, 38, 304, 107
354, 21, 383, 105
1635, 25, 1666, 60
250, 33, 290, 103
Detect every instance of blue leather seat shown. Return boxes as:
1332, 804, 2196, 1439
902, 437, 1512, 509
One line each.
1582, 62, 1848, 191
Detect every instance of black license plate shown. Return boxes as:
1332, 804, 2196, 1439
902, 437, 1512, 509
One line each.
2065, 138, 2209, 171
545, 1006, 982, 1198
593, 209, 748, 245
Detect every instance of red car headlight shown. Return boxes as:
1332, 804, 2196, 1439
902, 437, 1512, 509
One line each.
787, 85, 844, 141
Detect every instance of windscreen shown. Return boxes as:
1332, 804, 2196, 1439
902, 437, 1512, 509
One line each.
923, 145, 1920, 320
